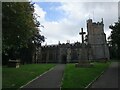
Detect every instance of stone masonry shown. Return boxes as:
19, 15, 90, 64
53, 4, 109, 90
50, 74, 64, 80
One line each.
34, 19, 110, 63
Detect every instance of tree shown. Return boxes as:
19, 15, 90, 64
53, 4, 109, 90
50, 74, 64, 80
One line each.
2, 2, 44, 64
109, 18, 120, 59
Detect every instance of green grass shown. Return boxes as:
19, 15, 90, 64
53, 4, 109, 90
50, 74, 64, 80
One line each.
0, 66, 2, 90
2, 64, 55, 89
110, 59, 120, 62
62, 62, 110, 88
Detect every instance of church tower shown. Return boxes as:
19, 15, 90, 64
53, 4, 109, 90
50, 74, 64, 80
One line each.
87, 19, 110, 60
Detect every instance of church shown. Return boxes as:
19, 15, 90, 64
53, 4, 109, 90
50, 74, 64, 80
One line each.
34, 19, 110, 63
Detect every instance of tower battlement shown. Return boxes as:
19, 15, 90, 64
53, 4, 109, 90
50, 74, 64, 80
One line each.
87, 19, 109, 60
42, 42, 84, 49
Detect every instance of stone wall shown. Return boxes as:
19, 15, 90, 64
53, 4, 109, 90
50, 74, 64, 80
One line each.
40, 42, 83, 63
35, 19, 110, 63
87, 19, 110, 60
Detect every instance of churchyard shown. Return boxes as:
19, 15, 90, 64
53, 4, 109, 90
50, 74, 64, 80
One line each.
2, 2, 119, 89
2, 64, 55, 88
2, 62, 110, 89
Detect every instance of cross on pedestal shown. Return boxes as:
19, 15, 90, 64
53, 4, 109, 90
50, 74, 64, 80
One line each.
79, 28, 86, 44
75, 28, 92, 68
79, 28, 87, 61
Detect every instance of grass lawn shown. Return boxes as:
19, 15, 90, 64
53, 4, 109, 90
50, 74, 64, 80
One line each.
62, 62, 110, 88
0, 66, 2, 89
2, 64, 55, 89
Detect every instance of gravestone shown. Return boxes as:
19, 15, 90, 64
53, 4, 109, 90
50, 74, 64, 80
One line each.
8, 60, 20, 68
75, 28, 93, 67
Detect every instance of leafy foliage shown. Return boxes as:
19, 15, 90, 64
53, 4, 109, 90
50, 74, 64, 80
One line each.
109, 18, 120, 59
2, 2, 45, 64
3, 2, 34, 51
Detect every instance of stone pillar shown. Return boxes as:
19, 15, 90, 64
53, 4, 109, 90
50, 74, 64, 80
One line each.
79, 44, 88, 61
58, 48, 62, 63
76, 28, 92, 67
46, 51, 49, 63
36, 47, 41, 63
67, 48, 71, 63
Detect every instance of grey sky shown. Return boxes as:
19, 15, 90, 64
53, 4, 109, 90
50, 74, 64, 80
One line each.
34, 1, 118, 45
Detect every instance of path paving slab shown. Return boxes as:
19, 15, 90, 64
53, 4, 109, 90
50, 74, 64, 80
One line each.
91, 62, 119, 88
21, 64, 65, 89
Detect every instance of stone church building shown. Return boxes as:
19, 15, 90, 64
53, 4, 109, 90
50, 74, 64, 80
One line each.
35, 19, 110, 63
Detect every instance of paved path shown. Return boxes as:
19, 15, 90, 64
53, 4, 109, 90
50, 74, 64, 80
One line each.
91, 62, 119, 88
21, 64, 65, 89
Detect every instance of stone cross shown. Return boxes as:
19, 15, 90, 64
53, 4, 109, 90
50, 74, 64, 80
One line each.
75, 28, 91, 67
79, 28, 86, 43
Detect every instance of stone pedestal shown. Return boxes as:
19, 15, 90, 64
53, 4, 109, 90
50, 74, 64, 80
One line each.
76, 43, 93, 68
8, 60, 20, 68
75, 61, 94, 68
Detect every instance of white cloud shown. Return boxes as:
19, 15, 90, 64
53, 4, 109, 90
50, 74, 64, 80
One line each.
34, 4, 46, 22
31, 0, 119, 2
34, 2, 118, 45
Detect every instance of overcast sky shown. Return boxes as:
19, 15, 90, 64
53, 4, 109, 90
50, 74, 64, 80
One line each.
32, 1, 118, 45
